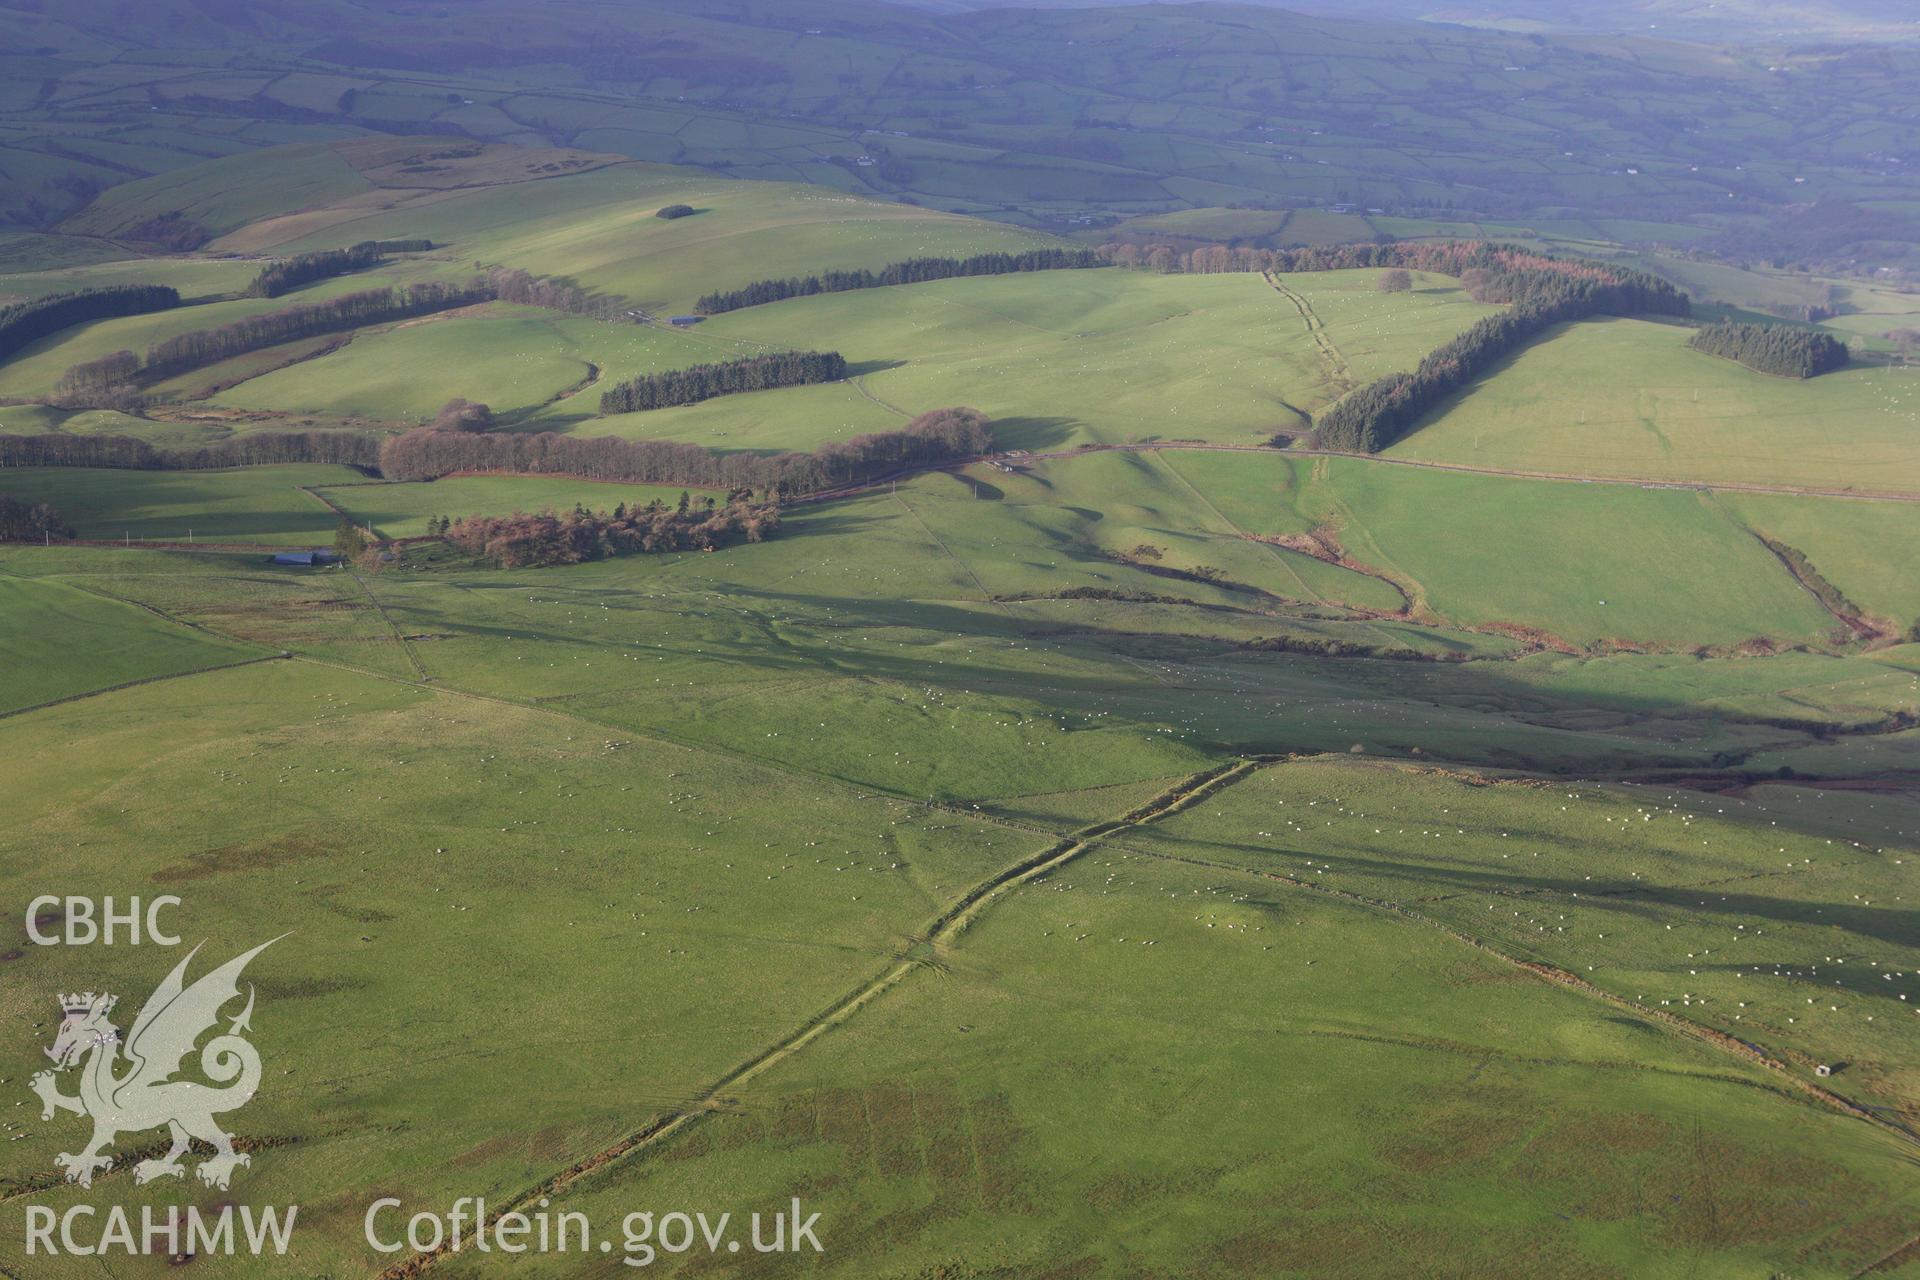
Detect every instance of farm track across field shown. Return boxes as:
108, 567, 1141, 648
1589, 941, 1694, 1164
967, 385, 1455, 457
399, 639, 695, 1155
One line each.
851, 374, 909, 417
369, 738, 1920, 1280
373, 756, 1275, 1279
1264, 271, 1355, 396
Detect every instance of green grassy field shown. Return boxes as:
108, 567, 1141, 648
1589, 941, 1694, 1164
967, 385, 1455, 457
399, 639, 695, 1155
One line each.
557, 819, 1919, 1277
3, 125, 1918, 1278
220, 159, 1064, 314
212, 304, 599, 422
0, 255, 257, 305
168, 267, 1500, 447
1124, 757, 1920, 1117
1390, 317, 1920, 493
0, 656, 1041, 1277
1307, 456, 1840, 647
6, 446, 1885, 651
0, 523, 1914, 1276
564, 268, 1500, 452
0, 464, 366, 544
57, 141, 374, 242
0, 265, 450, 403
0, 573, 262, 713
0, 403, 156, 438
1717, 491, 1920, 631
1118, 450, 1842, 648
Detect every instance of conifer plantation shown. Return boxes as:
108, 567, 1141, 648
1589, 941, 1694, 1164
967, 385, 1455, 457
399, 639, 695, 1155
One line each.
597, 350, 849, 413
1689, 321, 1851, 378
0, 285, 179, 362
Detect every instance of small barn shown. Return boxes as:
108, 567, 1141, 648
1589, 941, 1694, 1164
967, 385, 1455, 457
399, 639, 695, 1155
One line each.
669, 315, 703, 328
270, 550, 337, 566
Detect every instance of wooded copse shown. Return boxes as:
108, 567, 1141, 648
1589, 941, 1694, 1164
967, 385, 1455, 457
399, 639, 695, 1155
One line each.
0, 494, 72, 542
0, 285, 179, 365
55, 349, 143, 407
244, 240, 430, 298
445, 497, 781, 568
486, 266, 607, 318
1112, 240, 1695, 453
598, 350, 847, 413
0, 429, 381, 471
1688, 322, 1850, 378
692, 248, 1106, 314
381, 405, 994, 494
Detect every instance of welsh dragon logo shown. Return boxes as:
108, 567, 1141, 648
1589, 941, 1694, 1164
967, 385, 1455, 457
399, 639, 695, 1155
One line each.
31, 939, 278, 1191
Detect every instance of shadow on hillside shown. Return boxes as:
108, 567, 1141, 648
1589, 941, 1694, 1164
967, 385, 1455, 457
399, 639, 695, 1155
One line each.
1135, 828, 1920, 959
986, 415, 1079, 452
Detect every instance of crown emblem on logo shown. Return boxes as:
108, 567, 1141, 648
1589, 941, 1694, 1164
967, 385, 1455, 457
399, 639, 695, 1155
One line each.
34, 940, 277, 1191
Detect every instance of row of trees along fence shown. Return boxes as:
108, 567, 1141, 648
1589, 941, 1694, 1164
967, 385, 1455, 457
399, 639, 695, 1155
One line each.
138, 281, 493, 380
693, 248, 1106, 314
598, 350, 847, 413
245, 240, 431, 298
1100, 239, 1692, 294
0, 285, 179, 364
55, 349, 143, 406
381, 405, 994, 494
0, 429, 381, 470
1097, 240, 1691, 454
1688, 321, 1850, 378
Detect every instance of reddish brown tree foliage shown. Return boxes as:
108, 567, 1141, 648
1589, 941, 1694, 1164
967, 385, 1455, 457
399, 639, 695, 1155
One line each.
0, 494, 73, 542
53, 349, 141, 408
431, 398, 495, 432
445, 497, 780, 568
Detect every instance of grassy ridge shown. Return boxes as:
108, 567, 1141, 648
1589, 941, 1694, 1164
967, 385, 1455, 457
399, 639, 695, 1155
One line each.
236, 161, 1064, 313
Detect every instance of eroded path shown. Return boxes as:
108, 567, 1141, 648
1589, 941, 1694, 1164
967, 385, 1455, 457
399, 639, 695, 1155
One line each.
1265, 271, 1355, 398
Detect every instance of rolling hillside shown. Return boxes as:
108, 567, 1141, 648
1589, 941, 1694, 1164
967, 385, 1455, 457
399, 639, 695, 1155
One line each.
1, 129, 1917, 1280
